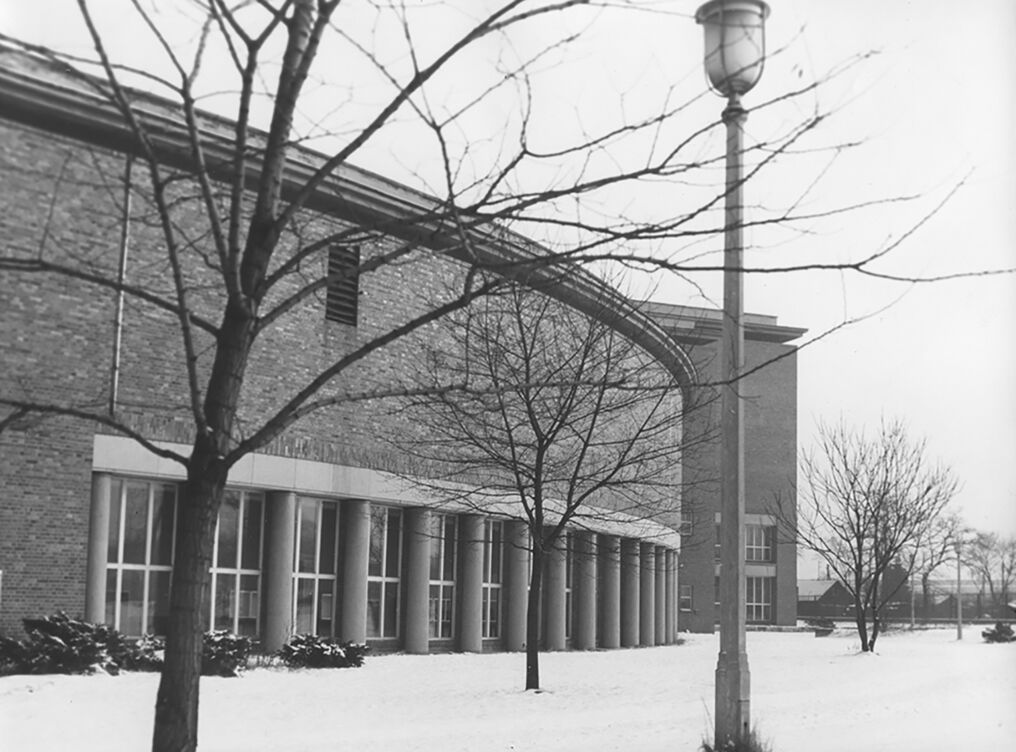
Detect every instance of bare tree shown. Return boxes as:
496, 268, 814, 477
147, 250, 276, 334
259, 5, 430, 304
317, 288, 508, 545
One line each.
778, 419, 957, 651
909, 512, 963, 620
395, 283, 694, 689
964, 531, 1016, 618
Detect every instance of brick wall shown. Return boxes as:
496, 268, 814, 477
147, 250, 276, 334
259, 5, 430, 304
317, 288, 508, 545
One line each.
0, 118, 474, 632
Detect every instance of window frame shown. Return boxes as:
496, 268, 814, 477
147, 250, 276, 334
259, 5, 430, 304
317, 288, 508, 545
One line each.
745, 524, 775, 563
367, 505, 402, 639
481, 519, 504, 639
428, 513, 457, 639
209, 489, 265, 636
679, 583, 694, 612
746, 576, 775, 623
293, 497, 340, 637
105, 478, 177, 636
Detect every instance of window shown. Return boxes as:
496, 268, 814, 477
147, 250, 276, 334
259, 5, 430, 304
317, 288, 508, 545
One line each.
293, 498, 340, 637
105, 479, 176, 636
325, 245, 360, 326
714, 524, 721, 562
714, 575, 721, 613
482, 520, 503, 639
210, 490, 264, 636
428, 514, 457, 639
367, 506, 402, 638
746, 576, 775, 623
745, 525, 775, 562
679, 584, 693, 612
679, 518, 692, 538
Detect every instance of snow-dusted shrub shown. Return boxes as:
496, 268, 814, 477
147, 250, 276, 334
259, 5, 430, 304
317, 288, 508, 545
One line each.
0, 613, 170, 676
0, 612, 125, 675
981, 622, 1015, 643
277, 634, 369, 668
202, 630, 255, 676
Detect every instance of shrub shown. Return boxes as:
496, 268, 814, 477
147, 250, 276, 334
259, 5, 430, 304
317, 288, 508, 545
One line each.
0, 612, 122, 675
278, 634, 369, 669
701, 727, 773, 752
981, 622, 1015, 643
117, 634, 165, 672
202, 630, 255, 676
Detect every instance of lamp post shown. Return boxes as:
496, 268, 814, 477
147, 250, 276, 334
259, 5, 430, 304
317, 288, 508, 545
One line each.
694, 1, 769, 748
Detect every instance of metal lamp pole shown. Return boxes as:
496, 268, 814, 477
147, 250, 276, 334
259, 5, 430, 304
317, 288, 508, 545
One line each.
694, 2, 770, 747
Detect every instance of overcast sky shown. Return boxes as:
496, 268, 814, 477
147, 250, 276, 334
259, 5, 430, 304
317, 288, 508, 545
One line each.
4, 1, 1014, 542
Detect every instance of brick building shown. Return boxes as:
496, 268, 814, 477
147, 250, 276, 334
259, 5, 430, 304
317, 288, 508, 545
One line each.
0, 42, 800, 650
644, 304, 804, 632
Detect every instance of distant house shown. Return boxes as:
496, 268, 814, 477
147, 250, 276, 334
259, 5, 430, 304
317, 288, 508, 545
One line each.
797, 579, 853, 619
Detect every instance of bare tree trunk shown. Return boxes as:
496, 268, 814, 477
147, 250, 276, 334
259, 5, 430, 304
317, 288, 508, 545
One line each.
525, 544, 544, 691
853, 593, 871, 652
152, 451, 227, 752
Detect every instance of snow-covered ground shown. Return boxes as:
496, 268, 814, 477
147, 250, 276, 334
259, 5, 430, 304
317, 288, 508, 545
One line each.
2, 628, 1014, 751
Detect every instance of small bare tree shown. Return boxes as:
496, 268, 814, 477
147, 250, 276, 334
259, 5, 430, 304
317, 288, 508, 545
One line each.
779, 419, 957, 651
908, 512, 963, 620
396, 283, 695, 689
964, 531, 1016, 618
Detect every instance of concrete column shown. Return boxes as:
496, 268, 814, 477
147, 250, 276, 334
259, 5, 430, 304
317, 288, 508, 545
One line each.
504, 520, 529, 651
640, 541, 656, 647
458, 514, 484, 653
340, 500, 370, 643
573, 531, 597, 650
620, 538, 640, 648
404, 507, 432, 654
655, 547, 667, 645
85, 473, 112, 624
665, 549, 677, 644
599, 534, 620, 649
544, 537, 567, 651
262, 491, 297, 651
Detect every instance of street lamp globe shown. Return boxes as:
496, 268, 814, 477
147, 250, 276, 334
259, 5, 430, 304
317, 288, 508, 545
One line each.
695, 0, 770, 98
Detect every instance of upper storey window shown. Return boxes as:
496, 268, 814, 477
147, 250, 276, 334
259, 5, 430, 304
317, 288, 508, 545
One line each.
325, 245, 360, 326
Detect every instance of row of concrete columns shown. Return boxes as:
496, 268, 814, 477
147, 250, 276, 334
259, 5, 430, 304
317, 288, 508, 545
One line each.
85, 478, 680, 652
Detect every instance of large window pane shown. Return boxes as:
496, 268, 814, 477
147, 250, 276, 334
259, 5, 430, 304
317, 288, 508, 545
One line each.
122, 483, 149, 564
317, 581, 334, 637
429, 517, 443, 581
149, 570, 172, 636
429, 584, 441, 638
367, 581, 382, 637
151, 486, 175, 566
107, 479, 122, 562
120, 569, 145, 636
490, 523, 502, 583
383, 582, 399, 637
217, 493, 240, 569
237, 573, 259, 636
296, 578, 315, 633
241, 496, 262, 570
298, 499, 318, 573
442, 517, 456, 580
385, 510, 401, 577
319, 504, 338, 575
105, 569, 118, 626
214, 572, 236, 630
368, 509, 385, 577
